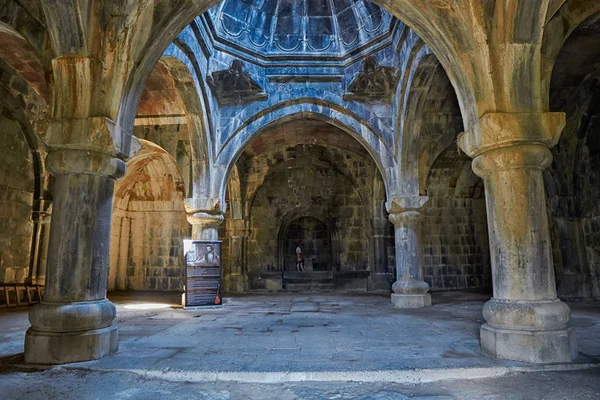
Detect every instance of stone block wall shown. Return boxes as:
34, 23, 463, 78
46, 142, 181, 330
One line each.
244, 145, 373, 273
108, 140, 189, 291
0, 112, 34, 283
111, 205, 188, 291
547, 72, 600, 299
421, 197, 490, 291
420, 147, 491, 292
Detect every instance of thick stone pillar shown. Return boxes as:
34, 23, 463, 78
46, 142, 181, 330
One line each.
459, 113, 577, 363
226, 219, 248, 292
25, 149, 125, 364
388, 196, 431, 308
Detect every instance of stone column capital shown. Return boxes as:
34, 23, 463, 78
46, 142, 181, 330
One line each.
388, 210, 420, 226
186, 211, 224, 227
457, 112, 565, 158
46, 149, 126, 180
184, 197, 222, 214
38, 116, 136, 158
386, 196, 428, 226
471, 144, 553, 178
185, 198, 224, 240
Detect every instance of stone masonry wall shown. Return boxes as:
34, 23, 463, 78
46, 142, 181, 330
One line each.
547, 72, 600, 299
111, 206, 188, 291
0, 111, 34, 283
421, 146, 491, 291
247, 151, 370, 272
109, 143, 188, 291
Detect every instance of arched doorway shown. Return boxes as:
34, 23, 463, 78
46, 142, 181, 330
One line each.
283, 216, 333, 272
220, 118, 393, 292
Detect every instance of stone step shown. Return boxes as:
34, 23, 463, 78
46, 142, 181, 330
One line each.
283, 277, 334, 284
283, 271, 333, 280
284, 283, 334, 292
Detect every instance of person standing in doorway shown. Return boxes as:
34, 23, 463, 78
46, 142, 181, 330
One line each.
296, 240, 304, 272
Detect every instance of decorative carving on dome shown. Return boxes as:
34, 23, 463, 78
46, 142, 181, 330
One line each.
207, 60, 268, 105
344, 56, 399, 101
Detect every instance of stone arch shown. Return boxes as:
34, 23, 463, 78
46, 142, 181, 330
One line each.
396, 49, 441, 195
0, 21, 50, 285
276, 206, 341, 272
114, 0, 223, 157
391, 44, 464, 197
215, 103, 399, 207
135, 56, 212, 199
0, 22, 49, 111
109, 139, 188, 291
371, 2, 482, 129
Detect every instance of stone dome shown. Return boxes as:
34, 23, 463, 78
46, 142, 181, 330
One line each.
206, 0, 395, 58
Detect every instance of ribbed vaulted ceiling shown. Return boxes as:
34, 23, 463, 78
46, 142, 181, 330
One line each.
206, 0, 394, 58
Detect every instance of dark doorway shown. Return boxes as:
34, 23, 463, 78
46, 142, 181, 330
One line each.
284, 216, 333, 271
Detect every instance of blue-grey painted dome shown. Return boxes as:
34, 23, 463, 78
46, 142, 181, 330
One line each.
206, 0, 395, 58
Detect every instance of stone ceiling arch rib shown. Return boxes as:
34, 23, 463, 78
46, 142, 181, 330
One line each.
395, 50, 440, 196
373, 0, 481, 128
214, 103, 400, 207
114, 0, 223, 157
159, 56, 213, 199
218, 98, 390, 156
162, 38, 217, 160
547, 11, 600, 111
135, 55, 214, 200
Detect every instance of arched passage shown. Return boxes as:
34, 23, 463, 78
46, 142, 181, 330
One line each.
109, 140, 188, 291
222, 118, 395, 292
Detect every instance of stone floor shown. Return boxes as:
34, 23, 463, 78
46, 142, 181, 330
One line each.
1, 292, 600, 399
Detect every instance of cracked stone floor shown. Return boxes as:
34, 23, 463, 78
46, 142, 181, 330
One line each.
1, 292, 599, 399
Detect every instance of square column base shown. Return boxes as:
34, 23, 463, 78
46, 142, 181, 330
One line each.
25, 324, 118, 364
480, 323, 577, 363
391, 293, 432, 308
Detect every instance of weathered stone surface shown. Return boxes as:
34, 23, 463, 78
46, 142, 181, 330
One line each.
25, 149, 125, 364
207, 60, 267, 106
2, 0, 599, 367
344, 56, 399, 101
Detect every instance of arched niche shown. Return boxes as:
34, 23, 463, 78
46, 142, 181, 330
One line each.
109, 139, 188, 292
276, 207, 340, 272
